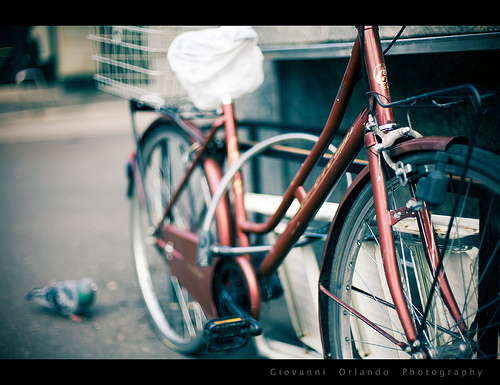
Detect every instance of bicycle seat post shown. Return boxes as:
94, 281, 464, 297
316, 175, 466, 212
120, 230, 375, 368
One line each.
221, 96, 251, 250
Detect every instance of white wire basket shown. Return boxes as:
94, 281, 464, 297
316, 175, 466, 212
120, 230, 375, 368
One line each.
88, 26, 208, 111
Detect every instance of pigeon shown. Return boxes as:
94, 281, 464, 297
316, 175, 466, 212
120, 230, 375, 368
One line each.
26, 277, 97, 321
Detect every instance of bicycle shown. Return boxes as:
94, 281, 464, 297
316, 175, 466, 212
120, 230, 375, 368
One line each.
89, 26, 500, 359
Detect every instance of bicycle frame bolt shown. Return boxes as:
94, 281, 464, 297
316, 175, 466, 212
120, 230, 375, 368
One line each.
411, 351, 426, 359
165, 241, 174, 254
400, 126, 411, 136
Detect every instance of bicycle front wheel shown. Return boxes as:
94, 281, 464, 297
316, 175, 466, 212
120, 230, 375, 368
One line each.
323, 144, 500, 359
131, 119, 216, 354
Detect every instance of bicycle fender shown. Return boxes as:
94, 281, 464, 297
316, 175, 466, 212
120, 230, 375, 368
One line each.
387, 135, 468, 159
318, 135, 467, 357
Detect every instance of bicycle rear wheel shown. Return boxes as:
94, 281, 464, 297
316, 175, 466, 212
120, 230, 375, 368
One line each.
130, 119, 217, 354
323, 144, 500, 359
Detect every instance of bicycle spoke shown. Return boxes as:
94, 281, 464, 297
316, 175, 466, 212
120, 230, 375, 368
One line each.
170, 276, 197, 338
353, 238, 406, 343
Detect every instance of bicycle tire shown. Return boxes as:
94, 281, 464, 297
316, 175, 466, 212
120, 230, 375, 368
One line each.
130, 119, 220, 355
323, 144, 500, 359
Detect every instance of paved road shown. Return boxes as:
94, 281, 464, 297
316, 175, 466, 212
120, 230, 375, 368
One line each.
0, 90, 280, 359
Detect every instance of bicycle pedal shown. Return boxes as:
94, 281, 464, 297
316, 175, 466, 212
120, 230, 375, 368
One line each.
203, 316, 256, 353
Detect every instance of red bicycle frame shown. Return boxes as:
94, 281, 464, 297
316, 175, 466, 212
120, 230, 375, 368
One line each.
149, 25, 465, 350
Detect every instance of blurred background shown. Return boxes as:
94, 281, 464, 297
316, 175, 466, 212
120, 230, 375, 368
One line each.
1, 26, 499, 359
2, 26, 500, 141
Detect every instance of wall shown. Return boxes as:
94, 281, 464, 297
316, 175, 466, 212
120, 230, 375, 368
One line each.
236, 26, 500, 149
56, 26, 94, 86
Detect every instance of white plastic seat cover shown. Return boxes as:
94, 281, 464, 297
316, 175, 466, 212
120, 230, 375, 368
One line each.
167, 26, 264, 110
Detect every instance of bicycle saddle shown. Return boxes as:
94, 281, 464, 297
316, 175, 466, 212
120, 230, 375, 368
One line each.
168, 26, 264, 110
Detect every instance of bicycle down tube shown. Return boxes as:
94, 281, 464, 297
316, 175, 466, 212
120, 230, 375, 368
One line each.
253, 26, 418, 345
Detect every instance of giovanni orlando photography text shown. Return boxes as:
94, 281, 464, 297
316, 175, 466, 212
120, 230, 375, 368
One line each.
269, 366, 484, 378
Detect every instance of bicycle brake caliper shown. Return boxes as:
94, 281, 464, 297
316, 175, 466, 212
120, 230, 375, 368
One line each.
366, 115, 421, 187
